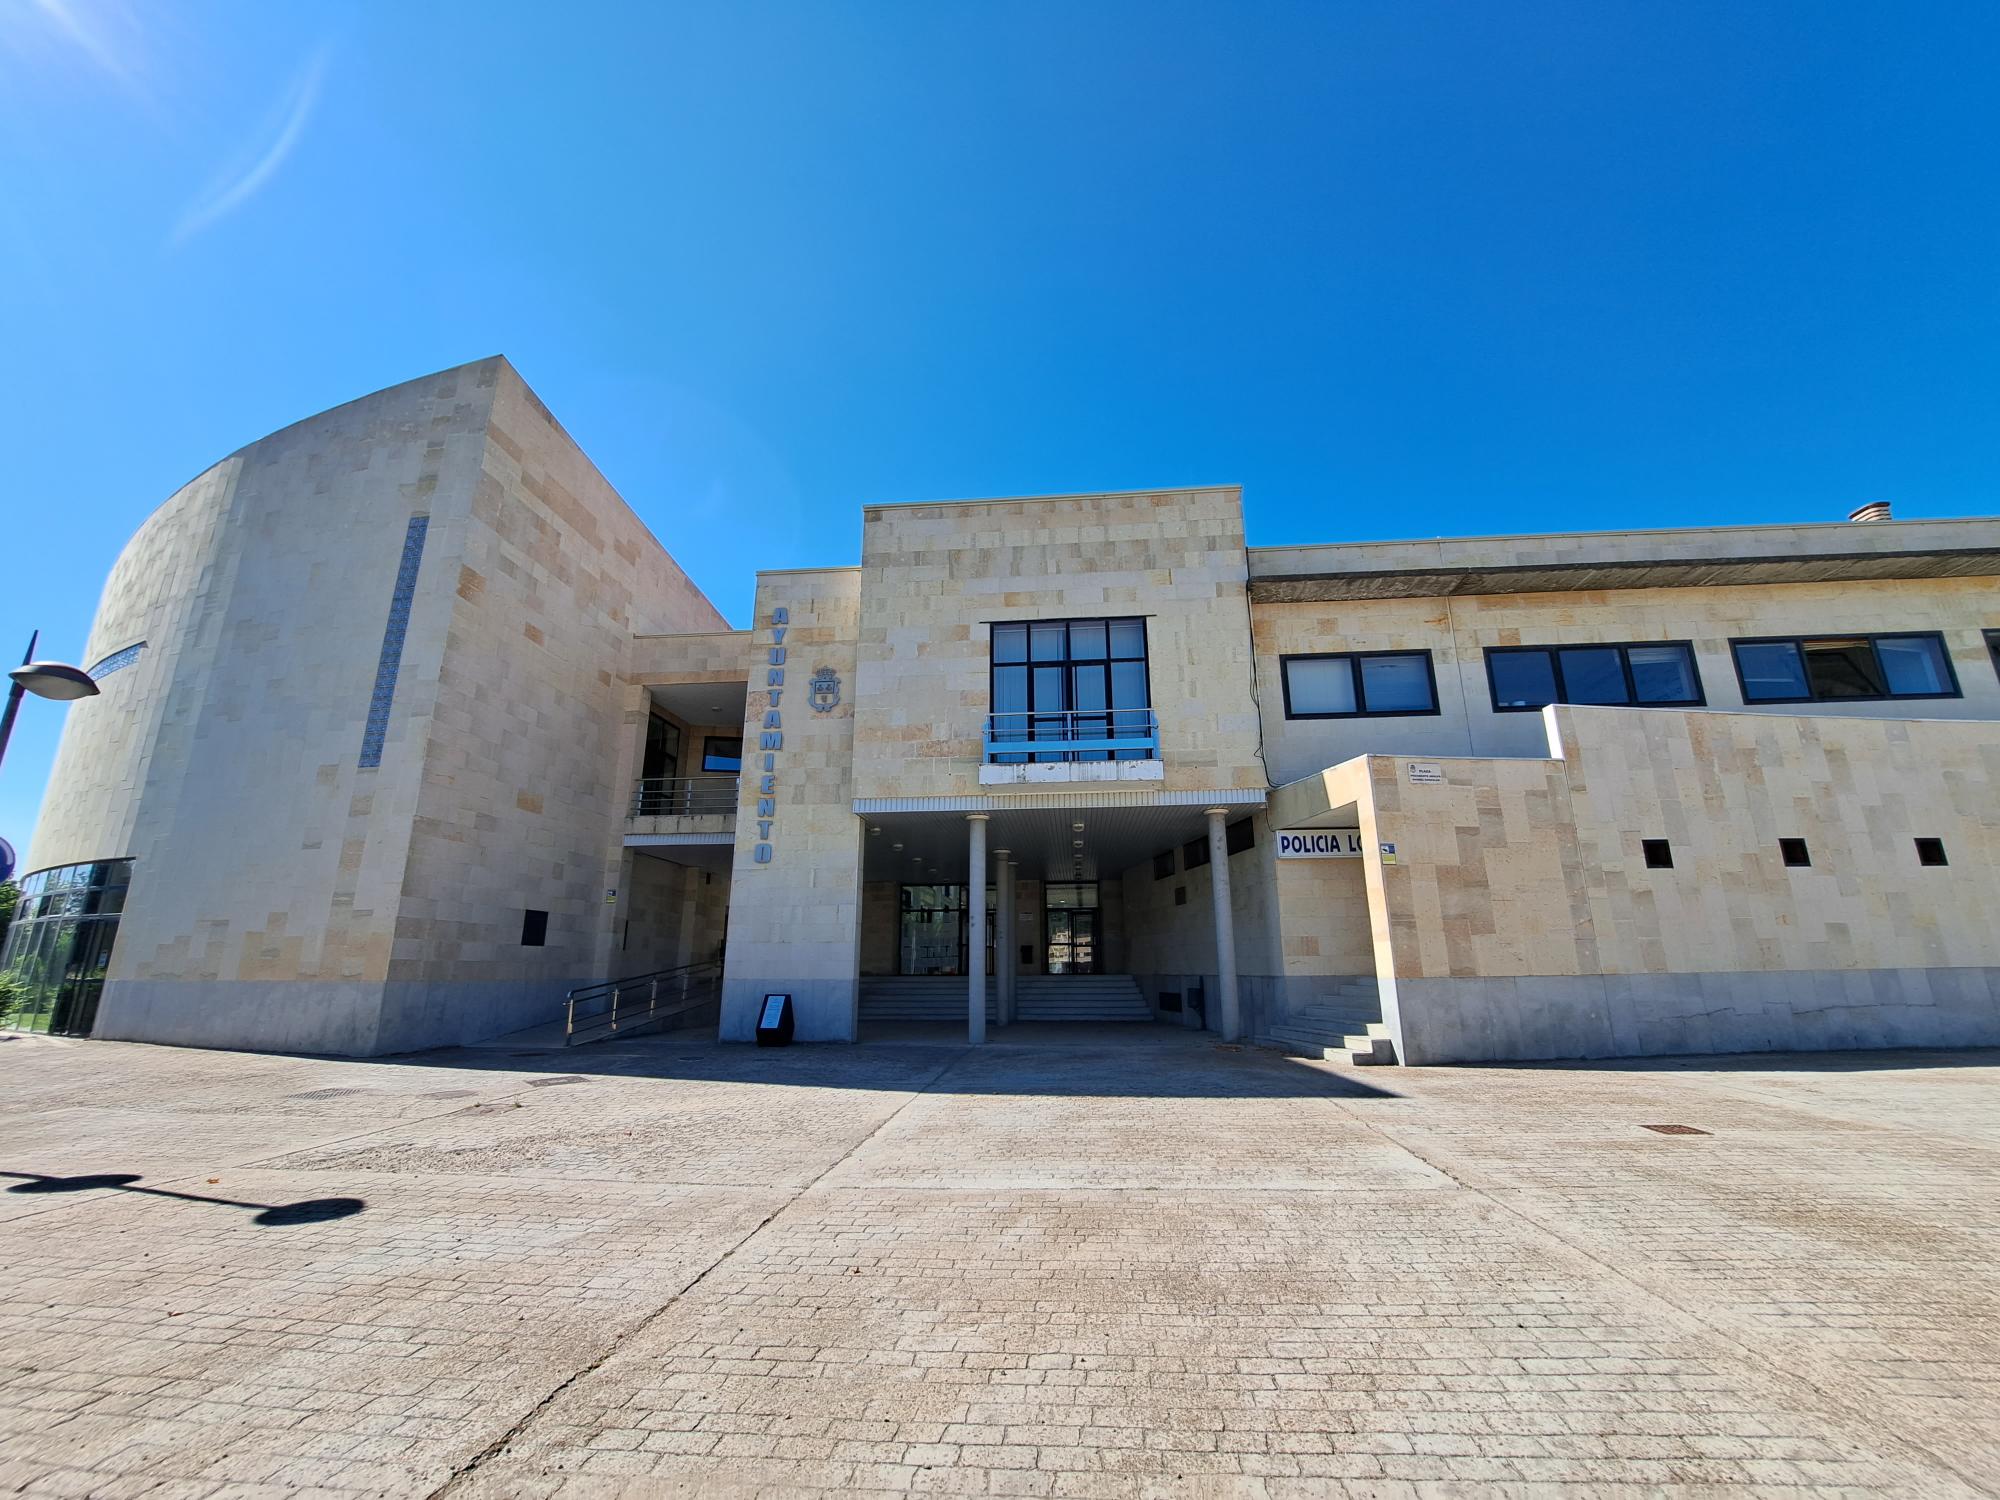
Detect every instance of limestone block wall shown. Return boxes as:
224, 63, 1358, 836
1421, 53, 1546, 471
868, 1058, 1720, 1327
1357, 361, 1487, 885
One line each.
1336, 705, 2000, 1063
30, 357, 731, 1056
1254, 576, 2000, 786
851, 488, 1267, 802
720, 568, 864, 1040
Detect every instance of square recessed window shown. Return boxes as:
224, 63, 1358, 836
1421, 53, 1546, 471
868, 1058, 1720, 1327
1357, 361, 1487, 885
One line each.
1915, 837, 1948, 867
521, 909, 549, 946
1779, 838, 1811, 869
1173, 885, 1188, 907
1153, 849, 1175, 881
1641, 839, 1673, 869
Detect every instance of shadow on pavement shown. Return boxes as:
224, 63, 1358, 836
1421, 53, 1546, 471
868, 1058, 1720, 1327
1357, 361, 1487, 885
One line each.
2, 1170, 366, 1226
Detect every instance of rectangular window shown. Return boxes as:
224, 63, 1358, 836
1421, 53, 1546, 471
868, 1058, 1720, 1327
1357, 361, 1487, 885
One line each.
1183, 835, 1209, 869
1641, 839, 1673, 869
1153, 849, 1176, 881
1730, 633, 1959, 704
1987, 630, 2000, 681
1486, 642, 1703, 712
521, 909, 548, 946
1915, 837, 1948, 867
701, 736, 743, 773
1225, 818, 1254, 856
1779, 838, 1811, 869
989, 617, 1152, 763
642, 713, 681, 782
1281, 651, 1439, 718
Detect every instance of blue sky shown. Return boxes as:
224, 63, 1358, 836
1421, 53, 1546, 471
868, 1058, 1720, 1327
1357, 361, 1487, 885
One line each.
2, 1, 1997, 858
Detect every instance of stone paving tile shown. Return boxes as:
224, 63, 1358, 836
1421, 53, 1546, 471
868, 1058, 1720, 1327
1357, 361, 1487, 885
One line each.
1, 1030, 1996, 1498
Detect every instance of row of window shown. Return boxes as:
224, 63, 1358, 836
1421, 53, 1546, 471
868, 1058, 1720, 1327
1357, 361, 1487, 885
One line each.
1281, 631, 1979, 719
1151, 818, 1255, 880
1641, 837, 1949, 869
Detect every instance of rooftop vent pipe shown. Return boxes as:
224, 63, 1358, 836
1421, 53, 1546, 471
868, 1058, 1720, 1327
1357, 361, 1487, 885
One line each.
1847, 501, 1893, 523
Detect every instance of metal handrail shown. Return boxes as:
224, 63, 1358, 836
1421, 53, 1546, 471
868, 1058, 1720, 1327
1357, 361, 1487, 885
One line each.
631, 775, 739, 817
983, 707, 1159, 762
564, 959, 721, 1044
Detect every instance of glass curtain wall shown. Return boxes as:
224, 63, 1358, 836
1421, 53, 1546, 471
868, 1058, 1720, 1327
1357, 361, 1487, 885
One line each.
1, 860, 133, 1036
990, 618, 1151, 762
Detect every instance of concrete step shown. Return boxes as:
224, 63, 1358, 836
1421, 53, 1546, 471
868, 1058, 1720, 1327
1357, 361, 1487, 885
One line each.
1269, 1021, 1397, 1066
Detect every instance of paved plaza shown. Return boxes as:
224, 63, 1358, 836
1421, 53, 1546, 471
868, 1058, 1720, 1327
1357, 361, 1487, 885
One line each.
0, 1026, 1996, 1498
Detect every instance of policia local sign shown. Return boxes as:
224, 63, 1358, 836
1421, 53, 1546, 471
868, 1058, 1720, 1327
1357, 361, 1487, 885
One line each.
1275, 828, 1365, 859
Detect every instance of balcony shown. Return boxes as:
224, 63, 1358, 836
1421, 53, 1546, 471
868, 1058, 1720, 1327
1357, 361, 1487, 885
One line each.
979, 708, 1163, 787
630, 775, 740, 818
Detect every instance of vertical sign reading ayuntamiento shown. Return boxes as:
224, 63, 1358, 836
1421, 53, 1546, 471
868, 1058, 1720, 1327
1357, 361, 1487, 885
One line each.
752, 606, 788, 864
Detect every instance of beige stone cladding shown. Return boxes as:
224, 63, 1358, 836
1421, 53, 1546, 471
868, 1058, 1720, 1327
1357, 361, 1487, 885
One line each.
1119, 812, 1280, 1025
1254, 574, 2000, 785
36, 362, 504, 1053
1290, 704, 2000, 1063
383, 361, 729, 1050
720, 568, 864, 1040
32, 357, 730, 1055
851, 488, 1266, 802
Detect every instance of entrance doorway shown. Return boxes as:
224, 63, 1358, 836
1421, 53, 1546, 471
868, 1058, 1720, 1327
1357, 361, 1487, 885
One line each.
899, 884, 965, 975
1043, 881, 1099, 974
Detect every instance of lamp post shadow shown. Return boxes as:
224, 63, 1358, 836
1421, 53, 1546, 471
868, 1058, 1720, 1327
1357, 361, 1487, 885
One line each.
2, 1171, 365, 1226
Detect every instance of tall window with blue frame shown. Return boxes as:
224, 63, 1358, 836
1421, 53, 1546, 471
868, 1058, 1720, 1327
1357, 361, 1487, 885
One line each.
989, 617, 1152, 762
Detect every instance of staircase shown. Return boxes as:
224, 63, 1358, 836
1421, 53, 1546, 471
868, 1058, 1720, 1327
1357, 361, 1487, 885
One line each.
859, 977, 997, 1025
857, 974, 1153, 1025
1265, 977, 1397, 1065
1014, 974, 1152, 1022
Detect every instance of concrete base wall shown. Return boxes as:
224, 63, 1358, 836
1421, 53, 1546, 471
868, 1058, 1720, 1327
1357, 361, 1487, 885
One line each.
91, 975, 578, 1057
720, 976, 857, 1043
1390, 966, 2000, 1065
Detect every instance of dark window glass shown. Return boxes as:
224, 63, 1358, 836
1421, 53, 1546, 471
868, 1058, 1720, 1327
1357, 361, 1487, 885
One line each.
701, 737, 743, 773
1556, 647, 1630, 705
1174, 885, 1188, 906
1988, 630, 2000, 682
1876, 635, 1953, 696
521, 909, 548, 946
1153, 849, 1175, 880
642, 713, 680, 781
1283, 652, 1436, 717
992, 623, 1027, 664
1490, 643, 1701, 710
1779, 838, 1811, 868
1734, 634, 1957, 703
1183, 835, 1210, 869
1803, 638, 1886, 699
1915, 837, 1948, 867
1734, 641, 1809, 702
989, 618, 1150, 763
1641, 839, 1673, 869
1225, 818, 1254, 855
1627, 644, 1700, 704
1489, 650, 1560, 710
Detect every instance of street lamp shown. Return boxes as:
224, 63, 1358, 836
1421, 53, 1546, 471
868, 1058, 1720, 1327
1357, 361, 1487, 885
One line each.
0, 631, 98, 772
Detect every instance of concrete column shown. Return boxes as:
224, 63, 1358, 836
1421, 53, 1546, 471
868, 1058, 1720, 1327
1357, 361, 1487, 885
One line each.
967, 815, 989, 1045
1206, 808, 1241, 1041
994, 852, 1015, 1025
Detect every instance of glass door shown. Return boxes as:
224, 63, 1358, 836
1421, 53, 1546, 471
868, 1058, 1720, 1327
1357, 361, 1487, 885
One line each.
1042, 882, 1099, 974
899, 885, 966, 975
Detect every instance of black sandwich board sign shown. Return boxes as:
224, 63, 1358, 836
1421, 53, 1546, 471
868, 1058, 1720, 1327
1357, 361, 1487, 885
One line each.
756, 993, 795, 1047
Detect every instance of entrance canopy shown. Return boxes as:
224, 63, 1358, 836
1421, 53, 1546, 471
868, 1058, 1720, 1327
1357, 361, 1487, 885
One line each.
855, 789, 1265, 883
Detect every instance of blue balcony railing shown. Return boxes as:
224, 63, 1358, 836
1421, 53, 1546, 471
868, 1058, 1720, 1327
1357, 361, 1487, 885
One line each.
983, 707, 1159, 764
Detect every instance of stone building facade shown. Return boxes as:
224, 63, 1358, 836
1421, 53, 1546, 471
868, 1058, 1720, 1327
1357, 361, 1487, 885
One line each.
8, 357, 1998, 1064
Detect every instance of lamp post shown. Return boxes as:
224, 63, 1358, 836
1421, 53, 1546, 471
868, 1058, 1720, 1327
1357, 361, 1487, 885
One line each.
0, 631, 98, 772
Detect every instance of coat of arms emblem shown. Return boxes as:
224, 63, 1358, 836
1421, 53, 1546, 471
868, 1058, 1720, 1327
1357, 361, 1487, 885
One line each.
809, 665, 841, 714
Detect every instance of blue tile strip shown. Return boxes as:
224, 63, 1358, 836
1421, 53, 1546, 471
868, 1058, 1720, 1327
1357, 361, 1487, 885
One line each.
88, 641, 145, 679
359, 515, 430, 769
